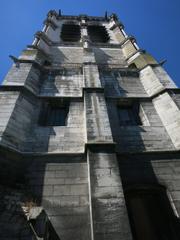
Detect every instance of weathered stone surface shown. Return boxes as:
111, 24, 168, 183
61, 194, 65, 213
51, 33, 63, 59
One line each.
0, 11, 180, 240
100, 69, 147, 97
107, 99, 175, 152
27, 157, 91, 240
88, 152, 132, 240
153, 92, 180, 149
93, 47, 127, 66
85, 92, 113, 143
40, 68, 84, 97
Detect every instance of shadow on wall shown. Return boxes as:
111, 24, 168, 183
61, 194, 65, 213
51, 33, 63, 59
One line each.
52, 48, 69, 65
106, 98, 146, 152
0, 148, 90, 239
40, 69, 83, 97
0, 182, 60, 239
0, 92, 40, 152
24, 154, 91, 240
118, 153, 180, 240
28, 126, 56, 153
0, 147, 26, 187
93, 48, 113, 64
40, 72, 60, 96
0, 92, 55, 153
99, 68, 128, 97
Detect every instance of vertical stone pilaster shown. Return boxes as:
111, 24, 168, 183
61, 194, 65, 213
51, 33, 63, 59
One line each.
87, 151, 133, 240
83, 63, 102, 88
153, 92, 180, 149
84, 91, 113, 143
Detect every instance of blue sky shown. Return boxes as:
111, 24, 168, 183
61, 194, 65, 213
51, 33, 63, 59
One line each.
0, 0, 180, 86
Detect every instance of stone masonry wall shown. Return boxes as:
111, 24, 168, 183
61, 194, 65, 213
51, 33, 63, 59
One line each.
51, 47, 83, 64
1, 11, 180, 240
119, 153, 180, 218
3, 63, 42, 95
93, 48, 127, 66
1, 92, 37, 151
26, 155, 91, 240
85, 92, 113, 143
153, 92, 180, 149
107, 99, 175, 152
26, 99, 85, 153
40, 68, 84, 97
89, 151, 132, 240
100, 69, 147, 97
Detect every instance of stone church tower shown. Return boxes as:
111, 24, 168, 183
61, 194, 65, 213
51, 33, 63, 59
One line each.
0, 10, 180, 240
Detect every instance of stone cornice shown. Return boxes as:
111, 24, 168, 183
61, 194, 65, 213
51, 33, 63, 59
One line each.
91, 42, 122, 48
45, 11, 126, 27
52, 41, 122, 48
47, 10, 108, 22
13, 57, 130, 71
117, 151, 180, 158
85, 142, 116, 152
58, 15, 107, 22
83, 87, 104, 93
53, 41, 82, 47
0, 143, 86, 157
105, 89, 180, 101
0, 85, 84, 100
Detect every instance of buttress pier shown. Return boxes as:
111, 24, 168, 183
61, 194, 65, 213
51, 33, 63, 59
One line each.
0, 10, 180, 240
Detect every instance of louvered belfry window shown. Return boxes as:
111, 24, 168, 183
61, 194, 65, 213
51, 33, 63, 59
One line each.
61, 24, 81, 42
87, 25, 110, 43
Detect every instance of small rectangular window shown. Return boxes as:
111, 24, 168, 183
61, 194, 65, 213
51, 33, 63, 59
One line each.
117, 102, 142, 126
39, 100, 69, 126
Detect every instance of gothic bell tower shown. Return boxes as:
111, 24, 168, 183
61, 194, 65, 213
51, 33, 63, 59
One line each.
0, 10, 180, 240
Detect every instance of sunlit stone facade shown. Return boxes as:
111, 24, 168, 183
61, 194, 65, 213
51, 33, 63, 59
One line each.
0, 10, 180, 240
